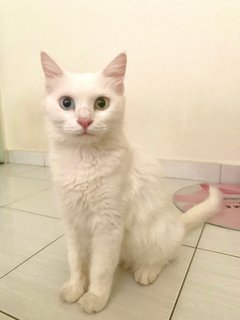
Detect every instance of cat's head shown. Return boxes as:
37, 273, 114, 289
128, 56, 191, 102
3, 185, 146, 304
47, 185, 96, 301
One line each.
41, 52, 127, 145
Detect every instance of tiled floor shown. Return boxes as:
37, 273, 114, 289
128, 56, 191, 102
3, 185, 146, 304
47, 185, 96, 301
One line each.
0, 164, 239, 320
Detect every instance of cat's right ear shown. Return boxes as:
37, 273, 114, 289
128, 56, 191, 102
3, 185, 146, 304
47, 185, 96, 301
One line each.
40, 52, 64, 90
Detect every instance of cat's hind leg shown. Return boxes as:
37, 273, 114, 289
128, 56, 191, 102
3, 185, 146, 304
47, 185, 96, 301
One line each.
122, 216, 183, 286
133, 260, 168, 285
122, 233, 169, 286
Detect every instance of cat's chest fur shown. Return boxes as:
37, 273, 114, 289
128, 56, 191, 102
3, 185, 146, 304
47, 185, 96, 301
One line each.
50, 144, 129, 215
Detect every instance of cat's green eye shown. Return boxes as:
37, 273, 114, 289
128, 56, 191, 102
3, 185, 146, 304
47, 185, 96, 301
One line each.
94, 97, 109, 111
59, 96, 75, 110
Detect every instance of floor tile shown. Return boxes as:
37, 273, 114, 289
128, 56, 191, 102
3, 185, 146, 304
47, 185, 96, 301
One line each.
8, 187, 58, 218
16, 167, 51, 181
0, 207, 63, 277
171, 249, 240, 320
0, 313, 12, 320
198, 224, 240, 257
0, 164, 39, 176
0, 176, 50, 206
0, 239, 194, 320
182, 226, 203, 247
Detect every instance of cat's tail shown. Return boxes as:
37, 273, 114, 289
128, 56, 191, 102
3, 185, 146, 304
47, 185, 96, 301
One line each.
181, 186, 222, 231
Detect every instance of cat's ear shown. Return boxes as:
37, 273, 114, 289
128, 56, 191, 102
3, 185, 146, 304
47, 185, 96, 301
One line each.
102, 53, 127, 95
40, 51, 63, 78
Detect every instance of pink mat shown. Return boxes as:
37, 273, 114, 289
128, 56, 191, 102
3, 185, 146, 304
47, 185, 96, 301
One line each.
173, 183, 240, 230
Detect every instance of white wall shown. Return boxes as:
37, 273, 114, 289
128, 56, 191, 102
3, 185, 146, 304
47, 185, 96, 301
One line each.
1, 0, 240, 164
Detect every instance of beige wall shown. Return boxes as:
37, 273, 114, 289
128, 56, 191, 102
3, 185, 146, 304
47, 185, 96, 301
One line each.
1, 0, 240, 164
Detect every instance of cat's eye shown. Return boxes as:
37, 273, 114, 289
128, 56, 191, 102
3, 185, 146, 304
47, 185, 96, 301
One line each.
59, 96, 75, 110
94, 97, 109, 111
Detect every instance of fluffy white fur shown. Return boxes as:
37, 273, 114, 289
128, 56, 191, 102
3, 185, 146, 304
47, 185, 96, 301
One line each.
41, 52, 222, 313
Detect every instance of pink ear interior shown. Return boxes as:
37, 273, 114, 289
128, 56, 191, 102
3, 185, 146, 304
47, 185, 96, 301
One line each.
103, 53, 127, 95
40, 52, 63, 79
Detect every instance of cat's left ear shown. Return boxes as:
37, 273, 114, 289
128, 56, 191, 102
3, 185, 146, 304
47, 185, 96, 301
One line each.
102, 53, 127, 95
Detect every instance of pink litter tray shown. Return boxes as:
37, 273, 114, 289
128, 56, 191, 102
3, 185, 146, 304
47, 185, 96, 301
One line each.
173, 183, 240, 231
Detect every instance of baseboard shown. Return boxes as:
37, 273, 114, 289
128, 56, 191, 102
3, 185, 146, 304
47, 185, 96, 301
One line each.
159, 159, 221, 183
8, 150, 48, 166
5, 150, 240, 183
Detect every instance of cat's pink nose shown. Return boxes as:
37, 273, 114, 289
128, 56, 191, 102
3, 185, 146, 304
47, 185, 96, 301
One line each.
77, 118, 93, 129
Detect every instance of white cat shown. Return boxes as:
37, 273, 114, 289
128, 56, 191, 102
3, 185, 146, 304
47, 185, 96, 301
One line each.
41, 52, 221, 313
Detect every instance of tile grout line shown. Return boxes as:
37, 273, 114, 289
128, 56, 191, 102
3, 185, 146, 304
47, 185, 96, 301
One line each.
2, 206, 60, 220
183, 243, 240, 259
1, 186, 52, 208
0, 165, 44, 174
197, 247, 240, 259
0, 173, 50, 181
168, 224, 206, 320
0, 310, 20, 320
2, 169, 206, 184
206, 222, 240, 233
182, 244, 196, 249
0, 164, 50, 179
18, 166, 48, 173
0, 235, 64, 280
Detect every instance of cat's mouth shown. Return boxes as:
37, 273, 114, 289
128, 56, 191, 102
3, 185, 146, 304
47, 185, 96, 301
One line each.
82, 132, 93, 136
78, 129, 95, 137
63, 129, 94, 137
62, 125, 97, 137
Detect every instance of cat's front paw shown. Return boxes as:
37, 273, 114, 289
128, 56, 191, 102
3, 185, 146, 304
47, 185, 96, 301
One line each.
60, 280, 86, 303
78, 292, 109, 313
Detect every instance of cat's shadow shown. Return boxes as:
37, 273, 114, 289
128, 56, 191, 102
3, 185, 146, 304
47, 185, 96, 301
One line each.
110, 258, 180, 303
111, 265, 159, 302
111, 267, 134, 299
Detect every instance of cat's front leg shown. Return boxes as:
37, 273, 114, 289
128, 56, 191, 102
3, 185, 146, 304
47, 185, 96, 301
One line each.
61, 228, 88, 303
78, 218, 123, 313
